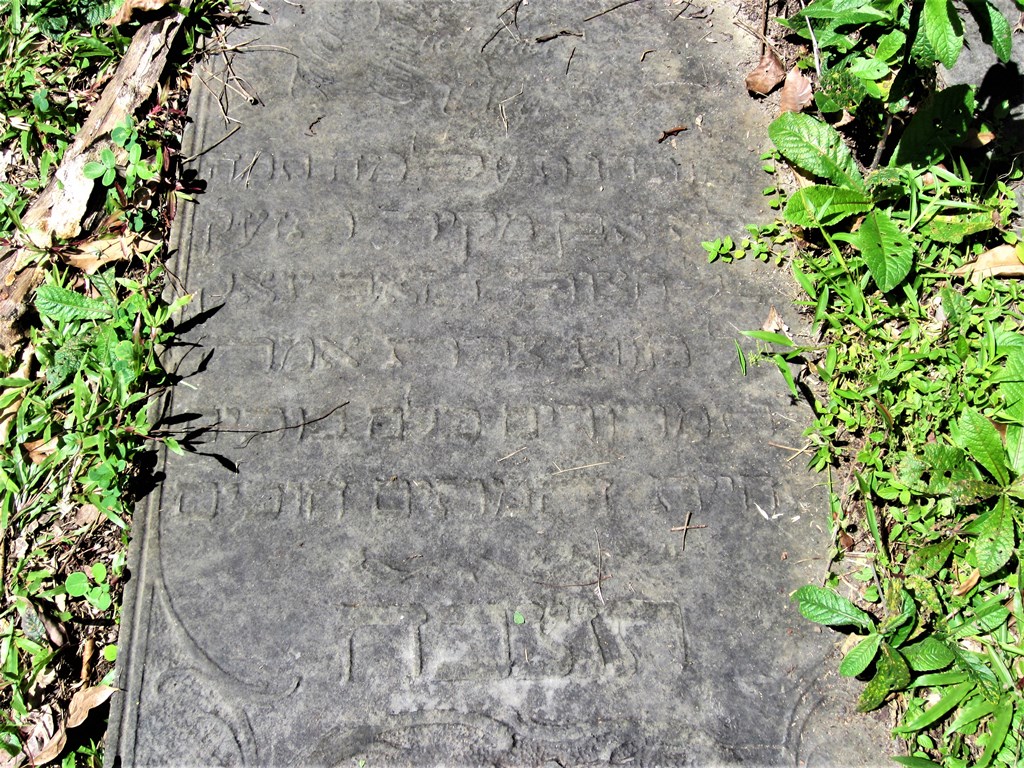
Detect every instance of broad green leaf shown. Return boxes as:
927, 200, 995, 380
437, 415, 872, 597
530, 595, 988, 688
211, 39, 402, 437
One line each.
924, 0, 964, 68
894, 85, 975, 167
783, 185, 872, 228
792, 585, 874, 631
845, 209, 913, 292
906, 539, 954, 578
848, 57, 888, 80
976, 698, 1013, 768
839, 633, 881, 677
769, 113, 865, 191
35, 285, 112, 322
967, 0, 1013, 63
999, 350, 1024, 424
951, 646, 1002, 694
971, 500, 1016, 577
858, 642, 910, 711
922, 211, 997, 243
897, 681, 973, 731
957, 409, 1009, 487
875, 29, 907, 62
901, 636, 955, 672
82, 161, 106, 180
65, 572, 89, 597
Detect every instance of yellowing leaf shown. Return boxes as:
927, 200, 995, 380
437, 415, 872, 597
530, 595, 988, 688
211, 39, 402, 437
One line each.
745, 51, 786, 95
67, 685, 118, 728
953, 244, 1024, 285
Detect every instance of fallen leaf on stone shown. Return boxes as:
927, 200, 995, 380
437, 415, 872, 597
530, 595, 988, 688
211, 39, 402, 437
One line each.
745, 50, 785, 95
953, 244, 1024, 285
779, 66, 813, 113
953, 567, 981, 596
106, 0, 175, 25
67, 685, 118, 728
762, 305, 789, 334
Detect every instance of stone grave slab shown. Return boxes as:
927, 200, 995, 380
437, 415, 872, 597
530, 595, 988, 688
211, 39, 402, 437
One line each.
108, 1, 895, 765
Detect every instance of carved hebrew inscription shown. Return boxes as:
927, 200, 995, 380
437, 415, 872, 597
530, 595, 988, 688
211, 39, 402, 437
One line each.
115, 1, 880, 765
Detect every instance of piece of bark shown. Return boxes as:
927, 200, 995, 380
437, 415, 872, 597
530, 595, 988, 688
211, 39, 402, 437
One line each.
0, 1, 192, 355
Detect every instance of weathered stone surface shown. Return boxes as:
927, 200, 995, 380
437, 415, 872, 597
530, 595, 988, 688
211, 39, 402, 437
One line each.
108, 1, 895, 764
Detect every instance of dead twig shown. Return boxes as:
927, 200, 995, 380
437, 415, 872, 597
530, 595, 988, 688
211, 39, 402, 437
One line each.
584, 0, 645, 23
670, 509, 706, 550
181, 124, 241, 163
566, 45, 576, 75
155, 402, 349, 448
550, 460, 611, 476
656, 125, 688, 143
594, 529, 606, 605
496, 446, 526, 463
499, 84, 524, 134
536, 30, 583, 43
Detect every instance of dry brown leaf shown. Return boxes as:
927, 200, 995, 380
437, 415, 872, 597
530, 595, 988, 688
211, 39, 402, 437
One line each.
779, 66, 813, 113
953, 244, 1024, 285
106, 0, 175, 26
20, 707, 65, 766
761, 305, 789, 334
67, 685, 118, 728
75, 503, 102, 527
963, 129, 996, 148
23, 436, 58, 465
745, 51, 786, 95
64, 235, 130, 274
953, 568, 981, 596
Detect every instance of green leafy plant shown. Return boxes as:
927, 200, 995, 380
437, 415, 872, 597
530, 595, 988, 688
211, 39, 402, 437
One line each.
723, 0, 1022, 764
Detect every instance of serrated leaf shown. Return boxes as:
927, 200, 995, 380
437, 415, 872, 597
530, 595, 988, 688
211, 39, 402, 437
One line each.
958, 409, 1010, 486
968, 0, 1012, 63
922, 211, 997, 243
783, 185, 872, 228
924, 0, 964, 68
839, 633, 882, 677
769, 112, 865, 191
35, 285, 112, 321
951, 645, 1001, 694
906, 539, 954, 577
999, 350, 1024, 425
973, 499, 1015, 576
858, 642, 910, 711
792, 585, 874, 631
846, 209, 913, 292
901, 635, 955, 671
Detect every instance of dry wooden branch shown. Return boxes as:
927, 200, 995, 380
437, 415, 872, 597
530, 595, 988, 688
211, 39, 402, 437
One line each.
0, 1, 192, 355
